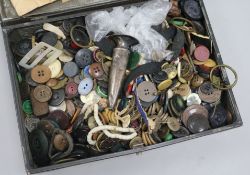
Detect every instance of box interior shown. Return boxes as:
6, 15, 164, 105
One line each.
1, 0, 242, 173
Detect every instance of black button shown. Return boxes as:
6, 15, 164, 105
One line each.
62, 38, 78, 54
70, 25, 90, 47
34, 29, 46, 43
62, 20, 75, 34
172, 30, 185, 59
152, 25, 177, 41
183, 0, 203, 20
41, 32, 58, 46
193, 21, 206, 35
94, 37, 116, 57
29, 129, 49, 166
209, 105, 227, 128
152, 71, 168, 84
97, 80, 109, 89
14, 38, 32, 57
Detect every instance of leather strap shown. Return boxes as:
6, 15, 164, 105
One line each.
123, 62, 163, 95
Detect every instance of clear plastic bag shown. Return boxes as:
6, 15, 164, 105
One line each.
85, 11, 112, 42
85, 0, 172, 61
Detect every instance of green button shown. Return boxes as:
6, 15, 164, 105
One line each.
22, 100, 33, 115
164, 133, 173, 141
127, 52, 141, 70
96, 85, 108, 98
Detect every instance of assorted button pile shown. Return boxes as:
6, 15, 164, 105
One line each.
12, 0, 237, 167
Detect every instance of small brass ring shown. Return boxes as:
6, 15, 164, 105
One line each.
170, 17, 195, 32
210, 64, 238, 90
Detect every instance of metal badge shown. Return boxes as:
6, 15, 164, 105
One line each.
25, 117, 40, 133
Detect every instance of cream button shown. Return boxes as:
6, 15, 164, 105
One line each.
80, 91, 101, 104
186, 93, 201, 106
49, 60, 61, 78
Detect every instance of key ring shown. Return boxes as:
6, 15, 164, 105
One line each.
210, 64, 238, 90
169, 17, 195, 32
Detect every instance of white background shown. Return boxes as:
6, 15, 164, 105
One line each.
0, 0, 249, 174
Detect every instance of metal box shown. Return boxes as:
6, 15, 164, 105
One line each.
0, 0, 242, 174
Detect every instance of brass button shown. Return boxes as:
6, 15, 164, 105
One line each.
46, 79, 58, 87
33, 85, 52, 102
162, 63, 177, 79
31, 65, 51, 84
191, 74, 204, 88
198, 82, 222, 103
53, 134, 69, 151
167, 117, 180, 131
51, 77, 68, 90
174, 84, 191, 97
157, 79, 173, 91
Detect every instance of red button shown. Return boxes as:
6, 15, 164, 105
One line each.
194, 45, 210, 62
65, 82, 78, 98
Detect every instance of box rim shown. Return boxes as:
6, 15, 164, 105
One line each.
1, 0, 243, 174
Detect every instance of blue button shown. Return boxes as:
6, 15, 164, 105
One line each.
82, 65, 91, 78
78, 78, 93, 95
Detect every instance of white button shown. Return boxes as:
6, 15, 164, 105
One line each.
186, 93, 201, 106
49, 101, 66, 112
59, 51, 74, 63
80, 91, 101, 104
48, 60, 61, 78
